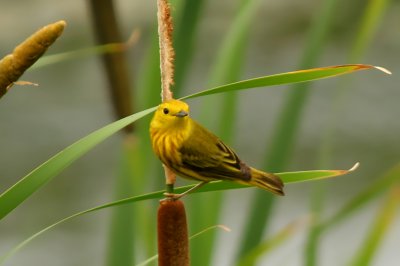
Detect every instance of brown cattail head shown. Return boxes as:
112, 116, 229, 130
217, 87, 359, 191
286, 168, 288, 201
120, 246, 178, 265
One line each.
158, 199, 190, 266
0, 20, 66, 98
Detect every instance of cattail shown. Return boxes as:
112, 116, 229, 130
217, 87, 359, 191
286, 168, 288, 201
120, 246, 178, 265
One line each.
157, 0, 175, 102
0, 20, 65, 98
156, 2, 189, 264
158, 200, 190, 266
157, 0, 176, 185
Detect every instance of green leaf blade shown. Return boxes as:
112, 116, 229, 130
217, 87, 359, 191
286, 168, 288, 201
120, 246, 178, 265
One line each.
349, 187, 400, 266
189, 1, 262, 265
323, 162, 400, 229
237, 218, 307, 266
182, 64, 388, 100
0, 107, 156, 220
0, 165, 356, 264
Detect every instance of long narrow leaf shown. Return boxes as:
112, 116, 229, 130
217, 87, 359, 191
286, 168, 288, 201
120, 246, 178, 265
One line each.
349, 0, 391, 63
31, 29, 139, 69
240, 0, 339, 260
182, 64, 389, 100
308, 1, 391, 265
237, 218, 308, 266
349, 186, 400, 266
190, 1, 262, 265
1, 64, 387, 222
106, 141, 138, 266
322, 162, 400, 229
0, 107, 156, 220
0, 165, 357, 264
1, 64, 386, 221
173, 0, 205, 95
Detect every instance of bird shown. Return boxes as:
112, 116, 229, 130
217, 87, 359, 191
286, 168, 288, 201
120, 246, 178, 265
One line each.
149, 99, 284, 198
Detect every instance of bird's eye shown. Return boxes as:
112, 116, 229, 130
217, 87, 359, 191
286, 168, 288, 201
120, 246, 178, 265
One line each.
163, 108, 169, 114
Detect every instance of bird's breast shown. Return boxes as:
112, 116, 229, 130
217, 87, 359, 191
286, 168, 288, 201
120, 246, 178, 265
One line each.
150, 125, 189, 167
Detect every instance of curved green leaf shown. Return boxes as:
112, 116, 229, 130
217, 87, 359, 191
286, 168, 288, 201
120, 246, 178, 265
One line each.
190, 1, 263, 265
0, 107, 156, 220
0, 164, 358, 264
181, 64, 390, 100
0, 61, 384, 262
322, 162, 400, 229
32, 30, 140, 69
237, 218, 308, 266
349, 186, 400, 266
1, 64, 383, 221
2, 65, 379, 222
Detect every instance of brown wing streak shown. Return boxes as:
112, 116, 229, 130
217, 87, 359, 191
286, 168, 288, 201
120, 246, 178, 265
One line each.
178, 125, 250, 182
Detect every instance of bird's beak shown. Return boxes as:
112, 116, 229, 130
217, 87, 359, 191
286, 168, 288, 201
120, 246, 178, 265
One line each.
174, 110, 188, 117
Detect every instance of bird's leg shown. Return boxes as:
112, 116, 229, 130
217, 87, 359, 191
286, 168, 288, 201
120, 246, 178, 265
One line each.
163, 181, 208, 200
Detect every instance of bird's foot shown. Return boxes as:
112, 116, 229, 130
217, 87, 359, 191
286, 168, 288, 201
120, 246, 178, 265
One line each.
161, 192, 183, 201
160, 181, 209, 201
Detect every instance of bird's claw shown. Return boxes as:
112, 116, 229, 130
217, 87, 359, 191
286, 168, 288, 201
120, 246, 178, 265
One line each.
161, 192, 183, 201
160, 181, 209, 202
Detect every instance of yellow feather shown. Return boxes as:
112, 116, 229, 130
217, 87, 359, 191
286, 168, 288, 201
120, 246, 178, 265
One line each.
149, 99, 284, 196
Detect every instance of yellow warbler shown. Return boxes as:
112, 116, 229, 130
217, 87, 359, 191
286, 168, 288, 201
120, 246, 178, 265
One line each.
150, 99, 284, 196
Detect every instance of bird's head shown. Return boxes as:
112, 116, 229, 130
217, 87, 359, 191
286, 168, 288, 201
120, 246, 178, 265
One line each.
151, 99, 190, 129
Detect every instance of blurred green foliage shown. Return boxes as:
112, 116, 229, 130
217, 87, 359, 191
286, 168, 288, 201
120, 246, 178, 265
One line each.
0, 0, 399, 266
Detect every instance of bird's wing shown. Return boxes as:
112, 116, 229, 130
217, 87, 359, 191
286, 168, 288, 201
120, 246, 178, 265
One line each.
178, 121, 249, 181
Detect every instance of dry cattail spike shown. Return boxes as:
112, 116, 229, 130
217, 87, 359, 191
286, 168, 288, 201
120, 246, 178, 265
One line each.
157, 0, 175, 102
157, 0, 177, 187
0, 20, 66, 98
158, 200, 190, 266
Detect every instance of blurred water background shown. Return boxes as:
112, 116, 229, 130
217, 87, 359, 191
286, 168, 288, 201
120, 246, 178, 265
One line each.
0, 0, 399, 265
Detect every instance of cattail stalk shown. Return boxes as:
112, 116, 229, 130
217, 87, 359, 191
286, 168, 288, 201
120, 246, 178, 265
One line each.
157, 0, 175, 102
158, 200, 190, 266
0, 20, 65, 98
157, 0, 177, 187
156, 3, 190, 264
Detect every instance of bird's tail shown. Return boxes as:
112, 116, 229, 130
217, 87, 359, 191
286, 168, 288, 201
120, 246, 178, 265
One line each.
249, 168, 285, 196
